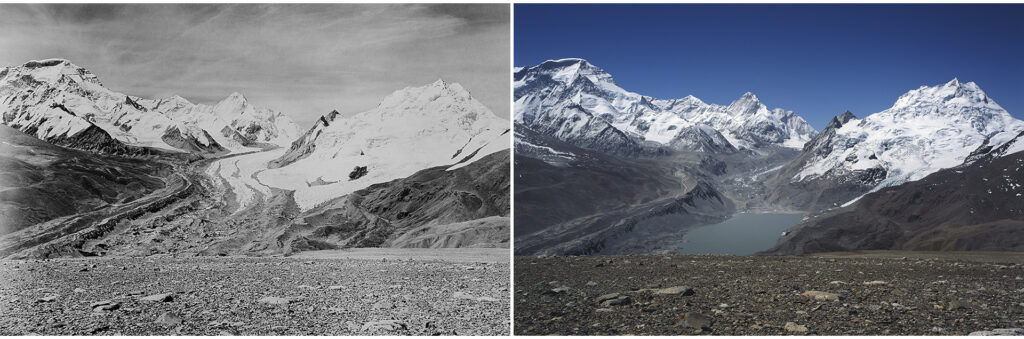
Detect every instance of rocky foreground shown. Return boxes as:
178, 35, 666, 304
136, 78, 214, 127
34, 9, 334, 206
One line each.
515, 251, 1024, 335
0, 251, 509, 335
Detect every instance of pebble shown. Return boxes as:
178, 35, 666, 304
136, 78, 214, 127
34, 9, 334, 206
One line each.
785, 322, 808, 333
155, 312, 182, 327
948, 299, 972, 310
600, 295, 630, 307
140, 293, 174, 302
653, 286, 694, 296
90, 300, 120, 312
360, 320, 407, 332
677, 312, 711, 330
257, 296, 291, 305
968, 328, 1024, 336
800, 290, 841, 301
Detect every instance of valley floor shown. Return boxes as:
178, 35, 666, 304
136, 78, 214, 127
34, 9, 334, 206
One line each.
0, 250, 509, 335
514, 251, 1024, 335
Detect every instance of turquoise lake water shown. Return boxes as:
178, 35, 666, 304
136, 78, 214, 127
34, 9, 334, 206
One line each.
675, 213, 804, 255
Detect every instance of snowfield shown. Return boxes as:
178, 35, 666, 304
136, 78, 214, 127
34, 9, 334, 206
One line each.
255, 79, 509, 210
795, 79, 1024, 193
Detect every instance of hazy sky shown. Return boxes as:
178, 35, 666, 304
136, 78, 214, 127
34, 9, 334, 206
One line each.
0, 4, 510, 128
516, 4, 1024, 130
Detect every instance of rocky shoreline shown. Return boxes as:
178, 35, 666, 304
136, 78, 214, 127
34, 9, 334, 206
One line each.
515, 252, 1024, 335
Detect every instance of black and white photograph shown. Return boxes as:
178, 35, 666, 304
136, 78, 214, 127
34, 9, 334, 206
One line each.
0, 3, 510, 335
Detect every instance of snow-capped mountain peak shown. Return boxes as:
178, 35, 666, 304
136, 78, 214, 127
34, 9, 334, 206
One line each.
527, 58, 617, 86
374, 78, 483, 121
890, 78, 1000, 113
727, 92, 768, 116
260, 79, 509, 210
514, 58, 818, 154
0, 58, 300, 154
794, 79, 1024, 201
15, 59, 103, 86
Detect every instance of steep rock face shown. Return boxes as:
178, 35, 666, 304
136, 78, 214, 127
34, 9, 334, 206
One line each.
268, 110, 340, 169
274, 150, 509, 253
260, 79, 510, 210
668, 125, 738, 154
0, 59, 298, 155
769, 80, 1024, 210
765, 111, 881, 210
514, 58, 817, 155
766, 149, 1024, 255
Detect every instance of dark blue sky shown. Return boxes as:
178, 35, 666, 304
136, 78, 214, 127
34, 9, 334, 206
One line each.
515, 4, 1024, 130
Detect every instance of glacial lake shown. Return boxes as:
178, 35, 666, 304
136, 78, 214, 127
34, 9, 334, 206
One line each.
675, 213, 805, 255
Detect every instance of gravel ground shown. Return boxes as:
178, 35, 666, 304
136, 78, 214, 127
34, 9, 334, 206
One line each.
515, 253, 1024, 335
0, 254, 509, 335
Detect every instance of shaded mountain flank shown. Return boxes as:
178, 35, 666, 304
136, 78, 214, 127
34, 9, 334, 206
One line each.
0, 125, 173, 235
766, 150, 1024, 255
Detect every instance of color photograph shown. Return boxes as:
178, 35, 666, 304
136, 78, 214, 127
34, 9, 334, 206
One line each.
513, 3, 1024, 336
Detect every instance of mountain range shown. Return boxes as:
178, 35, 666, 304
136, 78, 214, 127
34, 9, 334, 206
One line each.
0, 59, 299, 155
0, 59, 510, 258
514, 58, 1024, 256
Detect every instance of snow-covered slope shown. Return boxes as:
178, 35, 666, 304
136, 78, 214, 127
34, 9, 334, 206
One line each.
793, 79, 1024, 196
260, 79, 510, 210
514, 58, 817, 154
0, 59, 298, 154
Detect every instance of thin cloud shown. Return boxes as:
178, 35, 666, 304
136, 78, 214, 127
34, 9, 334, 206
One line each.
0, 4, 510, 128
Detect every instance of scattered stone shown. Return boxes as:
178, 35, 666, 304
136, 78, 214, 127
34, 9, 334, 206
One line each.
948, 299, 972, 310
328, 285, 344, 290
453, 292, 476, 300
801, 290, 841, 301
785, 322, 808, 333
600, 295, 631, 307
676, 312, 711, 330
931, 327, 946, 333
968, 328, 1024, 336
372, 300, 394, 310
594, 293, 621, 304
73, 288, 86, 293
36, 295, 58, 303
653, 286, 694, 296
545, 286, 570, 295
90, 300, 120, 312
360, 320, 407, 332
140, 293, 174, 302
257, 297, 291, 305
586, 281, 598, 286
863, 280, 888, 285
155, 312, 183, 327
